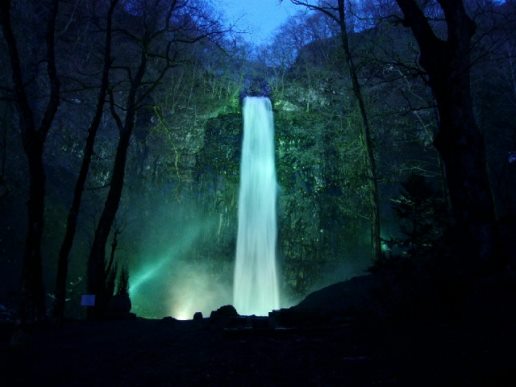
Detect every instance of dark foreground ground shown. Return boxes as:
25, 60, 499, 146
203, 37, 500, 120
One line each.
2, 269, 516, 386
1, 313, 515, 387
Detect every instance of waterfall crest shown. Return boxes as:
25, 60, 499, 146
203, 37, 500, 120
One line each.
233, 96, 279, 316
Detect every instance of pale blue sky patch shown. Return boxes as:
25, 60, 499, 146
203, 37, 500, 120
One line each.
220, 0, 300, 46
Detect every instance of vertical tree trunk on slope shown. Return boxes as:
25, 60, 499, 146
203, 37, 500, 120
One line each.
290, 0, 382, 260
85, 0, 226, 318
87, 51, 147, 319
395, 0, 498, 266
53, 0, 119, 322
336, 0, 381, 261
0, 0, 60, 321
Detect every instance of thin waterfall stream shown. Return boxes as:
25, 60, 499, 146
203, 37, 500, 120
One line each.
233, 96, 279, 316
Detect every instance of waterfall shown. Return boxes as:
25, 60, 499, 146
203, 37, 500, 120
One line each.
233, 96, 279, 316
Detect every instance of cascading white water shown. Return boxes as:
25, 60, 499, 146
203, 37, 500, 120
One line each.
233, 96, 279, 316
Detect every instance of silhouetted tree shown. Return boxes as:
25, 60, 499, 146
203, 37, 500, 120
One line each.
53, 0, 119, 323
0, 0, 60, 322
391, 174, 447, 256
394, 0, 498, 267
290, 0, 382, 261
87, 0, 227, 318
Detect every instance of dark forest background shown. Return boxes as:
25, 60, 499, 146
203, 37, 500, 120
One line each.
0, 0, 515, 322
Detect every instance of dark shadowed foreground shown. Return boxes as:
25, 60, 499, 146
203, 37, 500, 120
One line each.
2, 272, 516, 386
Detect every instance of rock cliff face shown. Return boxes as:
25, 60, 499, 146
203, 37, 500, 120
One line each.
239, 78, 273, 101
195, 113, 241, 253
193, 91, 370, 299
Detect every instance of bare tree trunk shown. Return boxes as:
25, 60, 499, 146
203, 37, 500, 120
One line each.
23, 141, 47, 321
395, 0, 498, 266
337, 0, 381, 261
87, 50, 147, 319
290, 0, 382, 260
0, 108, 8, 181
84, 0, 222, 318
0, 0, 60, 322
53, 0, 118, 323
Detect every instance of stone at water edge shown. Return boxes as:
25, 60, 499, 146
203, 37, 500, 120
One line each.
193, 312, 203, 321
209, 305, 238, 321
160, 316, 177, 324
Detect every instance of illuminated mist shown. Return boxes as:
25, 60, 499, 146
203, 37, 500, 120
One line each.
128, 204, 232, 320
234, 97, 280, 316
